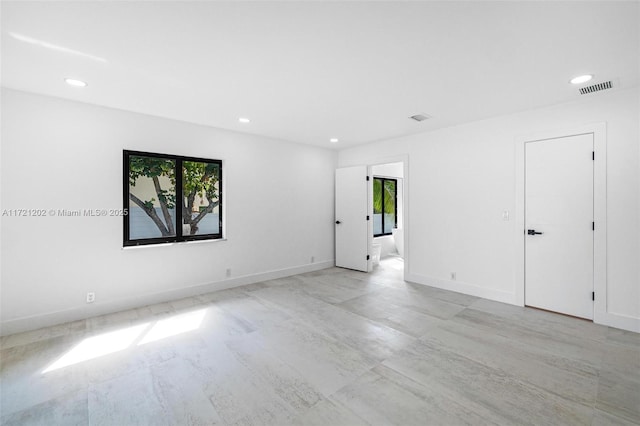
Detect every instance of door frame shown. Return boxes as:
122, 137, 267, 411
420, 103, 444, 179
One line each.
515, 123, 606, 323
339, 155, 409, 277
368, 156, 408, 276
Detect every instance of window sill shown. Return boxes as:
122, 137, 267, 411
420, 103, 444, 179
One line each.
122, 238, 227, 250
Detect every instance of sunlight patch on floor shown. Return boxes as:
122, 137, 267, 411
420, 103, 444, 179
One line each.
138, 309, 206, 345
42, 308, 207, 373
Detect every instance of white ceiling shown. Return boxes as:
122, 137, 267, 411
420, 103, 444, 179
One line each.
2, 1, 638, 149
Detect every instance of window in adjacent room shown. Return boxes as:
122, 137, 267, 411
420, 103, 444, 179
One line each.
373, 177, 397, 237
124, 150, 222, 246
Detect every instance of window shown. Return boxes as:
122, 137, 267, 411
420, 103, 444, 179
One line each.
373, 177, 397, 237
124, 150, 222, 246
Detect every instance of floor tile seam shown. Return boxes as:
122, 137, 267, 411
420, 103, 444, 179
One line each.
324, 301, 428, 346
602, 337, 640, 351
435, 317, 604, 380
241, 293, 298, 326
81, 340, 155, 387
510, 367, 600, 410
0, 326, 91, 352
230, 298, 291, 334
450, 310, 610, 366
403, 292, 478, 309
462, 306, 613, 345
275, 311, 376, 358
376, 290, 471, 314
368, 362, 515, 424
0, 386, 90, 420
288, 299, 418, 355
329, 298, 397, 322
216, 335, 361, 423
239, 289, 315, 318
596, 366, 640, 387
418, 332, 601, 399
219, 337, 323, 411
320, 395, 374, 426
213, 364, 306, 425
323, 363, 382, 402
255, 316, 358, 366
593, 394, 640, 425
139, 364, 216, 426
380, 354, 597, 424
329, 288, 389, 306
402, 304, 457, 323
391, 336, 528, 383
252, 290, 346, 326
278, 280, 352, 305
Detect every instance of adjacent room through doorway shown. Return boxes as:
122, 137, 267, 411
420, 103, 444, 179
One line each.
371, 162, 404, 279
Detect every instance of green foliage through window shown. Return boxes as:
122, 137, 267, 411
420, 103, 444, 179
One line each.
373, 177, 397, 236
124, 151, 222, 246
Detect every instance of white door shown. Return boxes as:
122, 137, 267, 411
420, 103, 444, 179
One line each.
525, 133, 594, 319
335, 166, 369, 272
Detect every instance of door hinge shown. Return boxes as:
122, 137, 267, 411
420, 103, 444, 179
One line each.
366, 176, 370, 181
366, 215, 370, 221
592, 151, 595, 160
592, 291, 595, 301
592, 222, 595, 231
366, 255, 370, 260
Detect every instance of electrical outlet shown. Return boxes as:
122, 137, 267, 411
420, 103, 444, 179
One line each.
310, 256, 315, 263
226, 268, 231, 277
86, 292, 95, 303
450, 272, 456, 281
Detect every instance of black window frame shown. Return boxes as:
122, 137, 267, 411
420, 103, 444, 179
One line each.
123, 150, 223, 246
373, 177, 397, 237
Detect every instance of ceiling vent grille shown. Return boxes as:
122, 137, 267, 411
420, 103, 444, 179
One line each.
579, 81, 612, 95
410, 114, 430, 122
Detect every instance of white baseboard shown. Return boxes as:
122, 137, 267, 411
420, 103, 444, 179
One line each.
405, 272, 516, 305
0, 260, 334, 337
595, 311, 640, 333
406, 273, 640, 333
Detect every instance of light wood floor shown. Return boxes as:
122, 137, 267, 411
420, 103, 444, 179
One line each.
2, 257, 639, 425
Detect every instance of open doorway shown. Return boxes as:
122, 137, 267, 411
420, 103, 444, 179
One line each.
371, 162, 404, 278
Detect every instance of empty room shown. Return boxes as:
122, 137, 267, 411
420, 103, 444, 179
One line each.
1, 1, 639, 425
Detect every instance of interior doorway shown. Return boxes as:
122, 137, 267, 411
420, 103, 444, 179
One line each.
335, 158, 408, 278
371, 162, 404, 270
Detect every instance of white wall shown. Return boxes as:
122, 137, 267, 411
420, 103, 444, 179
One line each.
0, 89, 337, 335
339, 87, 640, 332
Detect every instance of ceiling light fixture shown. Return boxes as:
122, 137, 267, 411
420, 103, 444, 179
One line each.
64, 78, 87, 87
409, 114, 431, 122
238, 117, 250, 123
570, 74, 593, 85
330, 138, 339, 143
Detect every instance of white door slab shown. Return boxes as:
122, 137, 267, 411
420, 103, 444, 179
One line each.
335, 166, 369, 272
525, 133, 594, 319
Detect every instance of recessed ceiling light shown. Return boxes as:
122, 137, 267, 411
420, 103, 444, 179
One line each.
64, 78, 87, 87
570, 74, 593, 85
238, 117, 250, 123
330, 138, 339, 143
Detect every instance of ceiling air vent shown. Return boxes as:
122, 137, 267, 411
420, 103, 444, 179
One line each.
409, 114, 430, 122
579, 81, 612, 95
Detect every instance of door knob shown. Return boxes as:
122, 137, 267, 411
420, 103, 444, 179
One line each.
335, 220, 341, 224
527, 229, 543, 235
